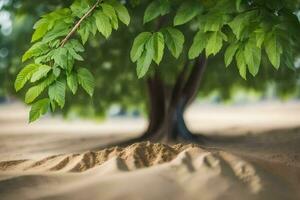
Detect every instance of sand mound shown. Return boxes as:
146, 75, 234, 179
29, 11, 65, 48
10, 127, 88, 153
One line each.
0, 142, 298, 200
0, 142, 201, 173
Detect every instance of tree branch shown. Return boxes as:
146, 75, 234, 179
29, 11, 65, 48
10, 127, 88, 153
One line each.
182, 54, 207, 107
60, 0, 102, 47
145, 71, 166, 135
170, 60, 190, 107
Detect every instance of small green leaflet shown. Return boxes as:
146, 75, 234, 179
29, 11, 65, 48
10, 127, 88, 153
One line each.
48, 80, 66, 108
70, 0, 90, 18
77, 68, 95, 97
163, 27, 184, 58
53, 67, 61, 77
131, 32, 165, 78
22, 42, 49, 62
130, 32, 152, 62
189, 31, 208, 59
255, 28, 266, 48
31, 65, 51, 82
52, 48, 69, 69
244, 38, 261, 76
264, 33, 283, 69
31, 8, 73, 42
31, 19, 49, 42
136, 38, 155, 78
202, 14, 229, 32
78, 19, 95, 44
108, 0, 130, 26
25, 85, 47, 104
67, 73, 78, 94
236, 49, 247, 79
283, 48, 295, 70
29, 98, 50, 123
224, 42, 239, 67
94, 10, 112, 38
143, 0, 170, 24
42, 21, 70, 43
15, 64, 40, 91
144, 1, 161, 24
101, 3, 119, 30
228, 10, 257, 40
174, 2, 201, 26
152, 32, 165, 65
205, 31, 223, 57
25, 75, 56, 104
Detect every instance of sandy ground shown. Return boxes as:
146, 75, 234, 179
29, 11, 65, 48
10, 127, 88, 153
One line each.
0, 101, 300, 200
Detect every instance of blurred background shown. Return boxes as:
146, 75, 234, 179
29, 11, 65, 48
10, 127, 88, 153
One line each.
1, 0, 300, 150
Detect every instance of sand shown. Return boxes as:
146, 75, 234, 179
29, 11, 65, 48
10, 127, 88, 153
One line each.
0, 102, 300, 200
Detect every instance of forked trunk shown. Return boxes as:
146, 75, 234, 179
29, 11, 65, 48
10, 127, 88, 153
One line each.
98, 55, 207, 149
143, 54, 207, 144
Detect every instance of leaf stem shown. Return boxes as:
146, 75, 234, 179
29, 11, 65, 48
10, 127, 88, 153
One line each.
60, 0, 102, 47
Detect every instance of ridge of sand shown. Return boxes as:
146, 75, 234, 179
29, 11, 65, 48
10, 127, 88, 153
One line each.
0, 142, 200, 173
1, 142, 298, 200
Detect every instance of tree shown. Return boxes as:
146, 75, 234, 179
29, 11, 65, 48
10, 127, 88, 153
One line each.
12, 0, 300, 145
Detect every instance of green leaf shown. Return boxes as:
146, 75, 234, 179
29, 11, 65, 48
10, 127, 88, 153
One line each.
143, 1, 161, 24
152, 32, 165, 65
101, 3, 119, 30
108, 0, 130, 25
94, 11, 112, 38
25, 85, 46, 104
265, 33, 282, 69
32, 19, 49, 42
22, 42, 49, 62
202, 13, 229, 32
71, 0, 90, 18
78, 21, 91, 44
77, 68, 95, 97
42, 21, 69, 43
244, 38, 261, 76
283, 49, 295, 70
136, 39, 154, 78
189, 31, 208, 59
48, 80, 66, 108
31, 65, 51, 82
163, 27, 184, 58
224, 42, 239, 67
255, 28, 266, 48
25, 75, 56, 104
206, 31, 223, 57
15, 64, 40, 92
159, 0, 171, 16
235, 49, 247, 79
67, 47, 84, 61
228, 10, 257, 40
130, 32, 152, 62
174, 2, 201, 26
29, 98, 50, 123
52, 48, 69, 69
53, 67, 61, 77
70, 40, 85, 52
67, 73, 78, 94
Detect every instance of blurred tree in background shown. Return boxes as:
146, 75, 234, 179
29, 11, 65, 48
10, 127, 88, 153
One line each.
1, 0, 300, 144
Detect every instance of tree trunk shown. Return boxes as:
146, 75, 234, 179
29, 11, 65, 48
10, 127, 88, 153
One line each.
97, 55, 207, 149
143, 54, 208, 144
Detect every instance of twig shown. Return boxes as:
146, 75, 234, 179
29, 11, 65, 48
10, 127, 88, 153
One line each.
60, 0, 102, 47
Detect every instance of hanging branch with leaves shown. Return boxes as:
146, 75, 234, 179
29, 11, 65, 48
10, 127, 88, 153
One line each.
15, 0, 300, 122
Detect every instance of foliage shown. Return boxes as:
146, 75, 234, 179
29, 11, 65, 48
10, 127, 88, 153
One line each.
9, 0, 300, 121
